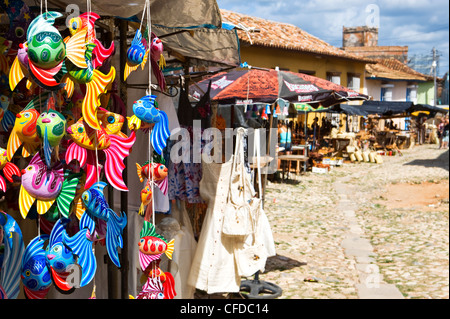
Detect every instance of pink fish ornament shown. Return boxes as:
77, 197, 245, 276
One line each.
65, 117, 136, 191
18, 153, 79, 218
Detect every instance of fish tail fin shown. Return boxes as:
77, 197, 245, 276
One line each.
141, 50, 149, 70
138, 202, 145, 216
85, 149, 101, 190
92, 38, 114, 69
8, 56, 25, 92
1, 109, 15, 132
0, 176, 5, 192
2, 162, 21, 183
56, 172, 80, 218
83, 67, 116, 130
106, 209, 127, 268
65, 29, 88, 69
43, 127, 52, 167
124, 62, 139, 81
136, 163, 144, 182
36, 199, 55, 215
62, 227, 96, 287
6, 129, 21, 161
163, 272, 176, 299
18, 185, 35, 219
65, 141, 87, 168
165, 239, 174, 260
151, 111, 170, 155
102, 131, 136, 192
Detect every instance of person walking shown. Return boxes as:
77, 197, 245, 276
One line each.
441, 117, 449, 149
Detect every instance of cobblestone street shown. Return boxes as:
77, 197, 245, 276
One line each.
257, 144, 449, 299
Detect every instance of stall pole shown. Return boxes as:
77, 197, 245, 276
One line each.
119, 18, 129, 299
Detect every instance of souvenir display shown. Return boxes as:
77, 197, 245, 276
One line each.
124, 29, 149, 81
0, 147, 21, 192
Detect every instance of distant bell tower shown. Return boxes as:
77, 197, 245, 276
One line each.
342, 26, 378, 47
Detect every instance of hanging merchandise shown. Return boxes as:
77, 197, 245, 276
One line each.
135, 221, 176, 299
65, 116, 136, 191
124, 29, 149, 81
21, 234, 52, 299
260, 106, 268, 120
0, 211, 24, 300
9, 11, 89, 92
275, 103, 282, 116
18, 152, 80, 218
128, 94, 171, 155
149, 32, 166, 92
136, 161, 168, 215
283, 105, 289, 116
36, 108, 67, 167
265, 104, 271, 115
251, 104, 258, 118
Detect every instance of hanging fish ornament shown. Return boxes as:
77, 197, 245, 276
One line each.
79, 181, 127, 268
149, 32, 166, 91
21, 234, 52, 299
9, 12, 88, 91
6, 99, 42, 161
128, 95, 171, 155
36, 109, 66, 167
65, 117, 135, 191
97, 107, 127, 137
136, 277, 165, 299
67, 12, 115, 69
138, 221, 174, 273
144, 259, 176, 299
0, 147, 21, 193
124, 29, 149, 81
45, 218, 76, 293
0, 212, 25, 299
18, 153, 79, 218
136, 161, 168, 215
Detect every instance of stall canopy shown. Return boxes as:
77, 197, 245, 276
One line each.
189, 68, 370, 106
42, 0, 223, 25
360, 101, 448, 116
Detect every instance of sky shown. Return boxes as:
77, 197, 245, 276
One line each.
216, 0, 449, 78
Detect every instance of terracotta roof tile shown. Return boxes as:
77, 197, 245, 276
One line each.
220, 9, 374, 63
366, 58, 432, 81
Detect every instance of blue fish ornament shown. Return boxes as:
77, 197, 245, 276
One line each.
80, 182, 127, 268
128, 95, 171, 155
21, 234, 52, 299
124, 29, 149, 81
45, 218, 76, 292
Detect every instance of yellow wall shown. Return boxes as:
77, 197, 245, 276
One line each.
239, 45, 366, 91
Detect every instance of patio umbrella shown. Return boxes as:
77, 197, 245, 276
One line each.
189, 68, 370, 107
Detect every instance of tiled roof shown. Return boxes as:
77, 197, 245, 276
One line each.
366, 58, 433, 81
220, 9, 374, 63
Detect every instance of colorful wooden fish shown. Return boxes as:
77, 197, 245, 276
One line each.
79, 181, 127, 268
67, 12, 115, 70
149, 32, 166, 91
136, 277, 165, 299
136, 161, 168, 215
65, 117, 135, 191
128, 94, 170, 155
124, 29, 149, 81
45, 218, 76, 293
6, 99, 42, 161
97, 107, 127, 138
0, 212, 24, 299
36, 109, 66, 167
21, 234, 52, 299
144, 259, 176, 299
138, 221, 174, 273
18, 153, 79, 218
0, 147, 21, 193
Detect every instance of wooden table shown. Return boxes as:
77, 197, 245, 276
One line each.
278, 154, 309, 180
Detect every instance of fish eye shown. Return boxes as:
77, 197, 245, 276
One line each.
54, 246, 60, 252
157, 292, 164, 299
27, 166, 33, 170
82, 193, 89, 201
72, 21, 78, 30
50, 113, 56, 118
23, 112, 30, 118
107, 116, 115, 124
15, 27, 24, 38
77, 127, 84, 133
25, 270, 31, 277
